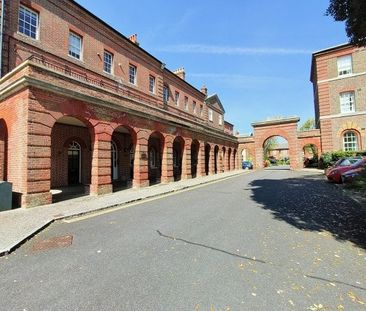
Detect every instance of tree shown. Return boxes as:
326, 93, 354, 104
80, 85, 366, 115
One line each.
326, 0, 366, 45
263, 137, 278, 158
299, 118, 315, 132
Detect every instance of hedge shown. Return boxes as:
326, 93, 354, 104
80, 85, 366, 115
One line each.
319, 150, 366, 168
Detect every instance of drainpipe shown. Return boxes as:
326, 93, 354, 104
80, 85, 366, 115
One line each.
0, 0, 5, 78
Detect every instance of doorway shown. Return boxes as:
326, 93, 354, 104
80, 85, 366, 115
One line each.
68, 141, 81, 185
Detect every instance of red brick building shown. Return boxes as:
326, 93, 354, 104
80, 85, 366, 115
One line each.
311, 44, 366, 153
0, 0, 238, 208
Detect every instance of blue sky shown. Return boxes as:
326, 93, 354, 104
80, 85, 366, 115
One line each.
76, 0, 348, 134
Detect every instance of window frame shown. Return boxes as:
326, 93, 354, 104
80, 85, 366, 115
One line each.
193, 101, 197, 114
175, 91, 180, 106
103, 50, 113, 74
208, 108, 213, 122
129, 64, 137, 85
163, 85, 169, 103
184, 96, 189, 111
218, 115, 223, 125
340, 91, 355, 114
18, 5, 39, 40
68, 32, 83, 60
343, 131, 359, 151
337, 55, 352, 76
149, 75, 155, 94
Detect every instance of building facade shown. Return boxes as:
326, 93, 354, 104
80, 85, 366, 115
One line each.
0, 0, 238, 208
311, 44, 366, 153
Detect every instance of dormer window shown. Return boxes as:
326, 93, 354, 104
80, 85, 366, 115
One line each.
337, 55, 352, 76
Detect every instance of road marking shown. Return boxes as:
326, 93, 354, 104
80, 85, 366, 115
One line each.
63, 171, 251, 223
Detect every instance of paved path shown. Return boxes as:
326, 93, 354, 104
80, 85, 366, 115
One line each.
0, 170, 247, 255
1, 169, 366, 310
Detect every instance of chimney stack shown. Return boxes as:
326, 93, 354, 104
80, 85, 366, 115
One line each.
173, 67, 185, 80
128, 34, 139, 46
201, 84, 208, 96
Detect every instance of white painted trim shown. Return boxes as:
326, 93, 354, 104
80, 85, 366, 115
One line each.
317, 71, 366, 84
319, 111, 366, 120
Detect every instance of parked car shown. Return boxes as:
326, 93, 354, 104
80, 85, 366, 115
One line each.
341, 165, 366, 183
325, 157, 360, 175
242, 161, 253, 170
326, 158, 366, 183
268, 156, 277, 164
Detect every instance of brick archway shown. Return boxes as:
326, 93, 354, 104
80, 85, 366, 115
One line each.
252, 117, 301, 170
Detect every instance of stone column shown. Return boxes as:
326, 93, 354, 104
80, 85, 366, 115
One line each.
197, 140, 205, 177
182, 138, 192, 179
133, 129, 149, 188
209, 145, 215, 175
90, 124, 113, 195
161, 135, 174, 183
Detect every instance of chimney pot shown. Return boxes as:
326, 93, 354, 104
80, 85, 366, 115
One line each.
129, 34, 139, 45
173, 67, 186, 80
201, 85, 208, 96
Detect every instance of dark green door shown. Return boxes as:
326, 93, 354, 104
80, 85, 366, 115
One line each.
68, 149, 80, 185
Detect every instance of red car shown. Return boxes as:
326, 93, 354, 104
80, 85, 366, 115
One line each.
326, 158, 366, 183
324, 157, 360, 175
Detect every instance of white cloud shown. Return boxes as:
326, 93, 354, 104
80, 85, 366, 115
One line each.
154, 44, 312, 55
188, 73, 291, 83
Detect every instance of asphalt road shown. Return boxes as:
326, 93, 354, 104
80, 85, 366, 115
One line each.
1, 169, 366, 310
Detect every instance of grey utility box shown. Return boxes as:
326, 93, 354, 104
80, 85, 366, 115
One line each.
0, 181, 12, 211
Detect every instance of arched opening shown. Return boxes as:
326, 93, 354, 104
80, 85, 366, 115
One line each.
204, 143, 211, 175
222, 147, 226, 172
263, 135, 289, 168
173, 136, 184, 181
51, 116, 92, 202
148, 132, 164, 185
0, 119, 8, 181
214, 145, 219, 174
228, 148, 232, 170
303, 143, 319, 168
191, 140, 199, 178
111, 126, 136, 191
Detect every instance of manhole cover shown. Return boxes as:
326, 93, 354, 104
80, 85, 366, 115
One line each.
32, 235, 73, 252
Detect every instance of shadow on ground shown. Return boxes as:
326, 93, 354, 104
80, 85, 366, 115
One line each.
249, 174, 366, 250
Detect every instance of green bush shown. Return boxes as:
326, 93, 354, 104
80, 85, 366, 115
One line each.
319, 150, 365, 168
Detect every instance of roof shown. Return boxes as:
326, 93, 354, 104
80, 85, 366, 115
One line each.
310, 42, 354, 82
312, 42, 351, 57
205, 94, 225, 113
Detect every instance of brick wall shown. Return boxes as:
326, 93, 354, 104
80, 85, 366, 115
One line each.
5, 0, 212, 127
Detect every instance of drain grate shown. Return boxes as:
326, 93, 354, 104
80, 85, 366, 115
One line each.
32, 235, 73, 252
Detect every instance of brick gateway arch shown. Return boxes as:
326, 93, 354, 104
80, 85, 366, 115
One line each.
237, 117, 322, 170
